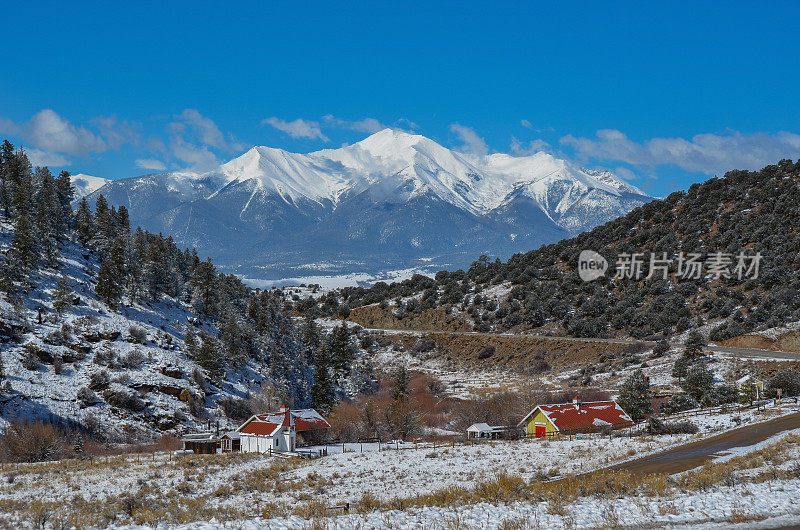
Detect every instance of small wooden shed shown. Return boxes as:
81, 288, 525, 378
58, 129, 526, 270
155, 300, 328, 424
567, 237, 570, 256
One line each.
181, 432, 220, 454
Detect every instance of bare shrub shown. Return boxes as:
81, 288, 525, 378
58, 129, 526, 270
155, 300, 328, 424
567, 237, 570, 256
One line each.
121, 349, 145, 369
21, 346, 40, 371
105, 390, 146, 412
218, 397, 252, 422
128, 326, 148, 345
89, 370, 111, 390
1, 422, 66, 462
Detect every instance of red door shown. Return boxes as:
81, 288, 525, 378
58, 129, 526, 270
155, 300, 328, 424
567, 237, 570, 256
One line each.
535, 425, 546, 438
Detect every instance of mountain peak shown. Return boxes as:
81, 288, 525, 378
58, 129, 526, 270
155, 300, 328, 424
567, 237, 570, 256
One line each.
351, 128, 428, 154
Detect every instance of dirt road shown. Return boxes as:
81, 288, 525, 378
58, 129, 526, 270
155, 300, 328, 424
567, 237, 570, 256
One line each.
362, 327, 800, 361
607, 411, 800, 476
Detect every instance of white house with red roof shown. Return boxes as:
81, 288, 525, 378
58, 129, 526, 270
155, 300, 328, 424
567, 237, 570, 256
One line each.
518, 397, 633, 437
236, 406, 331, 453
238, 407, 296, 453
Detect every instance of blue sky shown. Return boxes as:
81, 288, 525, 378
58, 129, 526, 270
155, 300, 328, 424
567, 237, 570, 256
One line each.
2, 1, 800, 196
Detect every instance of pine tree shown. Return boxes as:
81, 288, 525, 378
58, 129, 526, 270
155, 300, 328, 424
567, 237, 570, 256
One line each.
53, 274, 73, 314
0, 140, 13, 218
92, 194, 112, 252
185, 323, 198, 357
221, 313, 245, 366
671, 353, 690, 382
190, 258, 218, 315
684, 331, 706, 359
8, 213, 37, 279
54, 170, 74, 237
310, 344, 335, 414
330, 323, 354, 374
76, 197, 94, 246
617, 369, 653, 423
34, 169, 59, 265
196, 331, 223, 381
95, 239, 126, 308
392, 365, 410, 400
682, 361, 714, 404
72, 433, 83, 455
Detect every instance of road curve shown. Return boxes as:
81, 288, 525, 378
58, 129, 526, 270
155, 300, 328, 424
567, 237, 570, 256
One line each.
607, 411, 800, 476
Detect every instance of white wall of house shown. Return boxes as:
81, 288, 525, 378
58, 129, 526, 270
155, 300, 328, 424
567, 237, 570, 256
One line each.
240, 430, 295, 453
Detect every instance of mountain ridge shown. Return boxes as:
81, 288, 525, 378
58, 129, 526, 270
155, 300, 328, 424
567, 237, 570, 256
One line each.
86, 129, 652, 282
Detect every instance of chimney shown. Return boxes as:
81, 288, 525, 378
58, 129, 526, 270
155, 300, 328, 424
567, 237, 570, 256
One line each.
279, 404, 287, 413
573, 396, 580, 409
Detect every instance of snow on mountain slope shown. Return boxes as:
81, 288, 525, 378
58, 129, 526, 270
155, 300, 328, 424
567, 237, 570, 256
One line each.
86, 129, 653, 282
70, 174, 111, 199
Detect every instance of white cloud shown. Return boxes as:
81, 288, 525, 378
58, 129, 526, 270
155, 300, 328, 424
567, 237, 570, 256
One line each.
449, 123, 489, 156
25, 109, 107, 155
510, 136, 551, 156
395, 118, 419, 131
322, 115, 387, 134
613, 166, 637, 181
92, 116, 140, 149
25, 148, 70, 167
261, 117, 328, 141
170, 109, 237, 151
135, 158, 167, 171
169, 136, 219, 172
520, 119, 533, 129
561, 129, 800, 174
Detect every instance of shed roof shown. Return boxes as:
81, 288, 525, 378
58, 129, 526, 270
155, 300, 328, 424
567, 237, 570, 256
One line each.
181, 432, 217, 440
518, 401, 633, 432
467, 423, 506, 433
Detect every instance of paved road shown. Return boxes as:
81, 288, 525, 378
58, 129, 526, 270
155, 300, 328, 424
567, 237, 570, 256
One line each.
607, 411, 800, 476
362, 327, 800, 361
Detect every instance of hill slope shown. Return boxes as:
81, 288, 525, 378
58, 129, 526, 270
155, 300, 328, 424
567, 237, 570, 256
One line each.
304, 159, 800, 342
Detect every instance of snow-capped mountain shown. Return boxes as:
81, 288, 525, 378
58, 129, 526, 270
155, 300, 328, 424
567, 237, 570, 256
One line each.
87, 129, 652, 282
70, 174, 111, 199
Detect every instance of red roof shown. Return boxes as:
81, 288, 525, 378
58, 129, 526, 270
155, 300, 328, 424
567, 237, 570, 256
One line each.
521, 401, 633, 432
239, 420, 281, 436
239, 408, 330, 435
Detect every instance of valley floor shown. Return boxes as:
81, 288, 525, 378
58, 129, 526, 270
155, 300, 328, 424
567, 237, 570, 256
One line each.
0, 405, 798, 529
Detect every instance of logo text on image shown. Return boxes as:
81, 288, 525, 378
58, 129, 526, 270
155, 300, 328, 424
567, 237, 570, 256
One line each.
578, 250, 608, 281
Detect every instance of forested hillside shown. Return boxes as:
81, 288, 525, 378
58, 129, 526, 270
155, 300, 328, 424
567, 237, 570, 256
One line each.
0, 140, 363, 439
298, 159, 800, 341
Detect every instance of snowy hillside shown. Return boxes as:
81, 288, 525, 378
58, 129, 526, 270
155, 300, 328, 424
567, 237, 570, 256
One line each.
0, 219, 268, 439
86, 129, 652, 282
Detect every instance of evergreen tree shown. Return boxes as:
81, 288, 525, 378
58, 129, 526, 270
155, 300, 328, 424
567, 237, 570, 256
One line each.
54, 170, 74, 236
52, 274, 73, 313
310, 344, 335, 414
190, 258, 218, 315
10, 150, 33, 217
73, 433, 84, 455
196, 331, 224, 381
671, 353, 690, 382
95, 239, 126, 308
221, 313, 245, 366
76, 197, 94, 246
330, 323, 354, 373
617, 369, 653, 423
185, 322, 198, 357
8, 213, 37, 279
0, 140, 13, 218
682, 361, 715, 403
392, 365, 410, 400
92, 194, 112, 252
34, 168, 59, 265
684, 331, 706, 359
